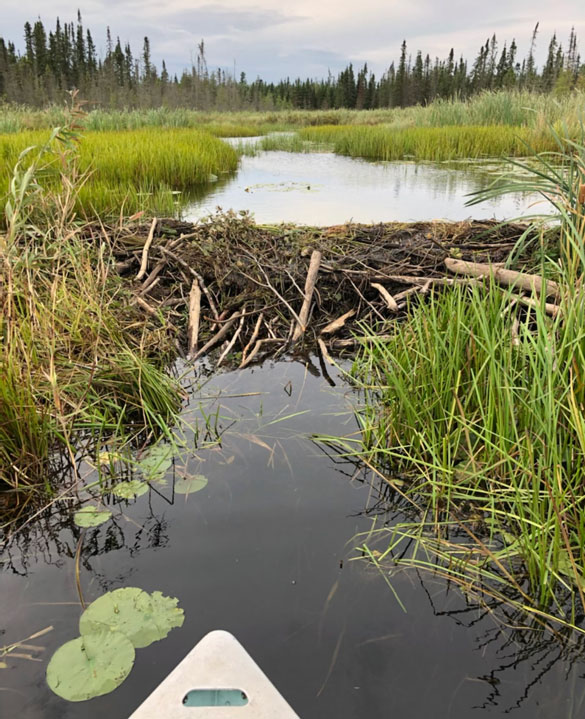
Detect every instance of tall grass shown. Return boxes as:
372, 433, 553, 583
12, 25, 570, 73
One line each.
298, 124, 562, 161
0, 127, 238, 218
0, 108, 182, 495
323, 126, 585, 632
2, 90, 584, 134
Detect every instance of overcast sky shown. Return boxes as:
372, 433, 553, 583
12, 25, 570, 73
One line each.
3, 1, 585, 81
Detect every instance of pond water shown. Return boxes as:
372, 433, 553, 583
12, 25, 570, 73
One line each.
184, 145, 543, 225
2, 360, 585, 718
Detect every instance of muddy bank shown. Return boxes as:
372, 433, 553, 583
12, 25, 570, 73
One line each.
101, 212, 533, 368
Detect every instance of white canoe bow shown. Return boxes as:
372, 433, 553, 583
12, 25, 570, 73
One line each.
129, 630, 300, 718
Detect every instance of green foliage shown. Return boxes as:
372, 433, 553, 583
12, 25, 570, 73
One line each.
0, 127, 238, 219
0, 111, 182, 491
174, 474, 208, 495
298, 124, 562, 161
321, 126, 585, 633
1, 90, 584, 135
73, 507, 112, 528
137, 443, 174, 482
112, 480, 149, 499
47, 587, 184, 702
46, 631, 135, 702
0, 13, 582, 111
79, 587, 184, 649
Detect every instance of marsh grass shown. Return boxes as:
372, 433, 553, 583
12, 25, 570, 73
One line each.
2, 90, 583, 134
0, 127, 238, 218
298, 124, 562, 161
319, 125, 585, 633
0, 105, 182, 497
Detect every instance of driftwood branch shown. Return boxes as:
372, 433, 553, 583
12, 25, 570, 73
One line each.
136, 218, 157, 281
371, 282, 398, 312
292, 250, 322, 342
240, 312, 264, 366
320, 309, 356, 335
445, 258, 561, 300
239, 338, 282, 369
160, 246, 220, 322
187, 280, 201, 355
514, 293, 561, 318
217, 312, 246, 367
191, 310, 240, 360
317, 337, 336, 365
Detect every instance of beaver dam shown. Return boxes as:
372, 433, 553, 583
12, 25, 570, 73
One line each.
108, 212, 543, 369
4, 207, 585, 719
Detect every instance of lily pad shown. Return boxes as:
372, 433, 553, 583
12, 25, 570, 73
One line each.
46, 630, 135, 701
174, 474, 208, 496
79, 587, 184, 649
138, 444, 173, 481
112, 480, 149, 499
73, 506, 112, 528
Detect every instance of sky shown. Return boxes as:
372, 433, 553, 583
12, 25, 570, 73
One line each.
3, 0, 585, 81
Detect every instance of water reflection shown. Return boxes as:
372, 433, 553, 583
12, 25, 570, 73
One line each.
184, 150, 539, 225
1, 358, 585, 718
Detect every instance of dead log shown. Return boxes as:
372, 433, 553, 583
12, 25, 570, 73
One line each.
292, 250, 322, 342
445, 258, 561, 299
187, 280, 202, 354
136, 218, 157, 281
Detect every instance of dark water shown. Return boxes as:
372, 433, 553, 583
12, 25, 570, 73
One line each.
184, 148, 540, 225
2, 359, 585, 718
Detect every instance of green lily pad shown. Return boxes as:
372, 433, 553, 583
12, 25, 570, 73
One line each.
46, 630, 135, 701
174, 474, 208, 496
73, 506, 112, 528
79, 587, 184, 649
112, 480, 149, 499
138, 444, 173, 481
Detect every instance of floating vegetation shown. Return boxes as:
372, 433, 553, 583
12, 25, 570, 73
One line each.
78, 588, 184, 649
47, 630, 135, 702
47, 587, 184, 701
174, 474, 208, 495
112, 480, 150, 499
73, 507, 113, 528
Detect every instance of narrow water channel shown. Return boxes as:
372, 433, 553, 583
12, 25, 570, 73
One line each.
2, 360, 585, 718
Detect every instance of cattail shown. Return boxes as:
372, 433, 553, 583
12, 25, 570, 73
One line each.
579, 183, 585, 206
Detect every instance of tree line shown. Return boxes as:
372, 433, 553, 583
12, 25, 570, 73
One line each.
1, 14, 583, 111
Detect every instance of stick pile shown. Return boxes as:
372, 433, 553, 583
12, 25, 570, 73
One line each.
92, 211, 539, 368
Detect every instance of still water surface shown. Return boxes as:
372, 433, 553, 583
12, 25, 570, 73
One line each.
2, 360, 585, 718
185, 146, 541, 225
0, 149, 577, 717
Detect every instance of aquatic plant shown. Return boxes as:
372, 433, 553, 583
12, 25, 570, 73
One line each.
1, 91, 584, 134
0, 126, 238, 219
47, 587, 184, 701
0, 102, 183, 494
297, 124, 561, 161
324, 125, 585, 633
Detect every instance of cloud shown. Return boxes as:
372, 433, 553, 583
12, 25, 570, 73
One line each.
3, 0, 585, 81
